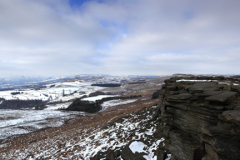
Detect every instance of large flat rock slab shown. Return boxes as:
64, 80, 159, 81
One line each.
168, 93, 192, 100
205, 91, 237, 103
234, 100, 240, 110
189, 82, 223, 93
221, 110, 240, 125
194, 91, 223, 97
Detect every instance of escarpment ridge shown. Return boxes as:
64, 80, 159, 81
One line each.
158, 77, 240, 160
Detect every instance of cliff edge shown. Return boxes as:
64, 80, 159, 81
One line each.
159, 77, 240, 160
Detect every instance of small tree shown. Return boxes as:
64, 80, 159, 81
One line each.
62, 89, 65, 97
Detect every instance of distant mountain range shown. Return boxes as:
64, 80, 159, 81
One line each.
0, 76, 70, 90
0, 74, 164, 91
0, 74, 112, 89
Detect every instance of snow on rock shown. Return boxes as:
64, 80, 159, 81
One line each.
176, 79, 217, 82
218, 81, 231, 85
129, 141, 147, 154
141, 138, 165, 160
165, 154, 171, 160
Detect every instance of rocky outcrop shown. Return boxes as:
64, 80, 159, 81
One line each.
152, 89, 161, 99
158, 77, 240, 160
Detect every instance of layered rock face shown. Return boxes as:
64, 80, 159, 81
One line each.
159, 77, 240, 160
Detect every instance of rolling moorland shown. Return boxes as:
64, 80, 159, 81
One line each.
0, 75, 240, 160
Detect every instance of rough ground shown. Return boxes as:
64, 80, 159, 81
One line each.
0, 96, 158, 159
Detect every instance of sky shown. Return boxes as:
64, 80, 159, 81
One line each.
0, 0, 240, 78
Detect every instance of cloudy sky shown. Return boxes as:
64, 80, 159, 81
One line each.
0, 0, 240, 77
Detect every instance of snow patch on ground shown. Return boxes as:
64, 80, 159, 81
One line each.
82, 95, 117, 101
129, 141, 147, 154
101, 99, 137, 111
45, 102, 72, 110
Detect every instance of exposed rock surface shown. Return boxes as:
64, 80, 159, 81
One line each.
159, 77, 240, 160
152, 89, 161, 99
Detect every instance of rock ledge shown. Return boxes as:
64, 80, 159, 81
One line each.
159, 77, 240, 160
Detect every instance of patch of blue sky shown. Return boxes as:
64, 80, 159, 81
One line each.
69, 0, 90, 7
97, 43, 109, 50
97, 20, 128, 51
96, 30, 127, 51
183, 11, 194, 20
100, 20, 119, 28
100, 20, 128, 33
69, 0, 104, 8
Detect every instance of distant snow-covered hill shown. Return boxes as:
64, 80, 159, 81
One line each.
0, 76, 70, 90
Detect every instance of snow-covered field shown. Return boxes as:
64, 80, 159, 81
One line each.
0, 81, 105, 102
0, 109, 81, 139
0, 79, 128, 140
101, 99, 137, 111
0, 98, 139, 141
0, 80, 115, 140
0, 99, 137, 141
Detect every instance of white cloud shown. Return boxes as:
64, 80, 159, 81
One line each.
0, 0, 240, 77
